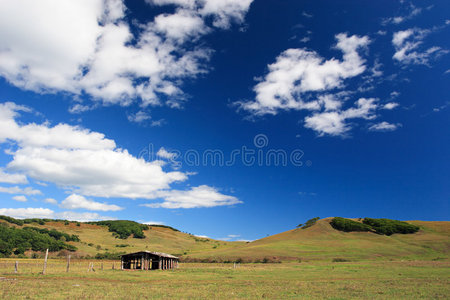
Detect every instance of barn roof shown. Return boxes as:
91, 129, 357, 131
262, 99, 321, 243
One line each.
120, 251, 178, 259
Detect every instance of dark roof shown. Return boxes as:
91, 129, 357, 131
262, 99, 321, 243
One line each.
120, 251, 178, 259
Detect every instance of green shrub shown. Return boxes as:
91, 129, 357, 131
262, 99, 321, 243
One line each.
88, 220, 149, 239
95, 251, 126, 260
300, 217, 320, 229
0, 223, 77, 257
330, 217, 372, 232
23, 227, 80, 242
362, 218, 419, 235
0, 215, 24, 226
332, 258, 350, 262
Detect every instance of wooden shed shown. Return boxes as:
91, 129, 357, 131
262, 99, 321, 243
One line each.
120, 251, 179, 270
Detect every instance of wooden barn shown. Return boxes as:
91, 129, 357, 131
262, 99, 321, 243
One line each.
120, 251, 179, 270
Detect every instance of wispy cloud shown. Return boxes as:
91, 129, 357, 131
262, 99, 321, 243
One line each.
369, 122, 402, 132
392, 28, 448, 66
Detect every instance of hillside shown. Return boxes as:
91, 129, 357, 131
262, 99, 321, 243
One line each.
1, 216, 449, 262
184, 218, 450, 262
0, 218, 244, 259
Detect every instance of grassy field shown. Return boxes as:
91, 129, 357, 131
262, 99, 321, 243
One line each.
0, 259, 449, 299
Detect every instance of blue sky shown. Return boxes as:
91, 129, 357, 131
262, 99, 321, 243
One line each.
0, 0, 448, 241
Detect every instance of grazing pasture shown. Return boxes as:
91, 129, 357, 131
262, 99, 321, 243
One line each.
0, 259, 449, 299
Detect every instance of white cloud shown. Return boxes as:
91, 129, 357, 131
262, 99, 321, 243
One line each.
432, 102, 450, 112
157, 147, 177, 160
382, 4, 422, 25
142, 185, 241, 208
302, 11, 313, 18
1, 102, 188, 199
154, 10, 209, 42
0, 0, 253, 109
0, 207, 54, 219
390, 91, 400, 98
12, 195, 27, 202
60, 194, 123, 211
68, 104, 94, 114
143, 221, 165, 225
0, 185, 42, 195
392, 28, 447, 65
304, 98, 378, 136
0, 102, 239, 208
369, 122, 401, 132
127, 111, 151, 123
0, 168, 28, 184
199, 0, 254, 29
238, 33, 370, 115
383, 102, 399, 110
44, 198, 58, 205
0, 207, 112, 222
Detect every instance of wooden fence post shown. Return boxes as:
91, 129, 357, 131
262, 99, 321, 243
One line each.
42, 249, 49, 275
66, 255, 71, 273
112, 262, 115, 270
15, 261, 18, 273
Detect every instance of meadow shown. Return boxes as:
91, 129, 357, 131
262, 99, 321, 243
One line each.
0, 258, 449, 299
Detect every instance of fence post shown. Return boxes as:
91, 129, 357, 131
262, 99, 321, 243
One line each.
14, 261, 18, 273
42, 249, 49, 275
66, 255, 71, 273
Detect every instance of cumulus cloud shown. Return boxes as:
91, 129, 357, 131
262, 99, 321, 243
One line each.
304, 98, 378, 136
238, 33, 370, 115
60, 194, 123, 211
142, 185, 242, 208
12, 195, 27, 202
392, 28, 447, 65
0, 102, 186, 198
369, 122, 401, 132
0, 207, 112, 222
0, 102, 239, 208
0, 0, 253, 109
0, 185, 42, 196
0, 168, 28, 184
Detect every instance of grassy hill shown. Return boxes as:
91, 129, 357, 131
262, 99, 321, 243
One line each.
0, 218, 244, 259
1, 216, 449, 262
184, 218, 450, 262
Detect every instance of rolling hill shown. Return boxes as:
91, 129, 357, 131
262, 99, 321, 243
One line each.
185, 218, 450, 262
1, 216, 449, 262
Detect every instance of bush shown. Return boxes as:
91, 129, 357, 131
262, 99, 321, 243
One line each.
332, 258, 350, 262
88, 220, 149, 239
362, 218, 419, 235
23, 227, 80, 242
300, 217, 320, 229
330, 217, 372, 232
0, 215, 24, 226
0, 223, 77, 257
95, 251, 126, 260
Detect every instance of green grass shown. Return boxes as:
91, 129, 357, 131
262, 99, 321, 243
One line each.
0, 259, 448, 299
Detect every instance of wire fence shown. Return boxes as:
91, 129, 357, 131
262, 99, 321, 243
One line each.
0, 258, 120, 275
